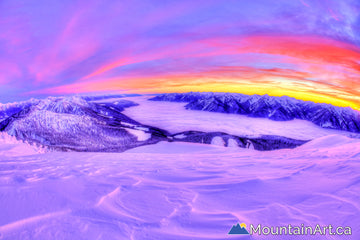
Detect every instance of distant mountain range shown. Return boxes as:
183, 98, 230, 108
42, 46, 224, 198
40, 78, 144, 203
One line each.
150, 92, 360, 133
0, 95, 307, 152
80, 93, 141, 101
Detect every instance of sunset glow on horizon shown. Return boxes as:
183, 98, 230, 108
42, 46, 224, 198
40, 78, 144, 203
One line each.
1, 0, 359, 109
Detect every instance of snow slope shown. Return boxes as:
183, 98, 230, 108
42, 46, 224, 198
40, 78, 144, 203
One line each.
123, 96, 357, 140
0, 136, 359, 239
0, 132, 45, 156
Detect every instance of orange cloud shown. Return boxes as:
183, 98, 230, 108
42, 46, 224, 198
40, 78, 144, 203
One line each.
30, 35, 360, 110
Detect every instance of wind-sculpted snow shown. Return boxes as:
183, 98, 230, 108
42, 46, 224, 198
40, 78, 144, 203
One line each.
0, 96, 308, 152
150, 92, 360, 133
0, 136, 359, 239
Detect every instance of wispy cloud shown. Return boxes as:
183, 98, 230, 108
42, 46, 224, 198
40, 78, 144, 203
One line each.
0, 0, 359, 108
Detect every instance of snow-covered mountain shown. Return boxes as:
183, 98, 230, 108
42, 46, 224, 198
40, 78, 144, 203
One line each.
0, 96, 169, 152
0, 99, 40, 122
0, 96, 308, 151
150, 92, 360, 133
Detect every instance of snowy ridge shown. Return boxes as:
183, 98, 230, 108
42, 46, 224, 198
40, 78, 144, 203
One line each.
0, 96, 167, 152
150, 92, 360, 133
0, 98, 40, 122
0, 132, 47, 155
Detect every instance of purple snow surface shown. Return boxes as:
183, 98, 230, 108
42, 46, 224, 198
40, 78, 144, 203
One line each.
0, 136, 360, 239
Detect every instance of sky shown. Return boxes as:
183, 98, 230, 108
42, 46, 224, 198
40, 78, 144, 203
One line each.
0, 0, 360, 109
